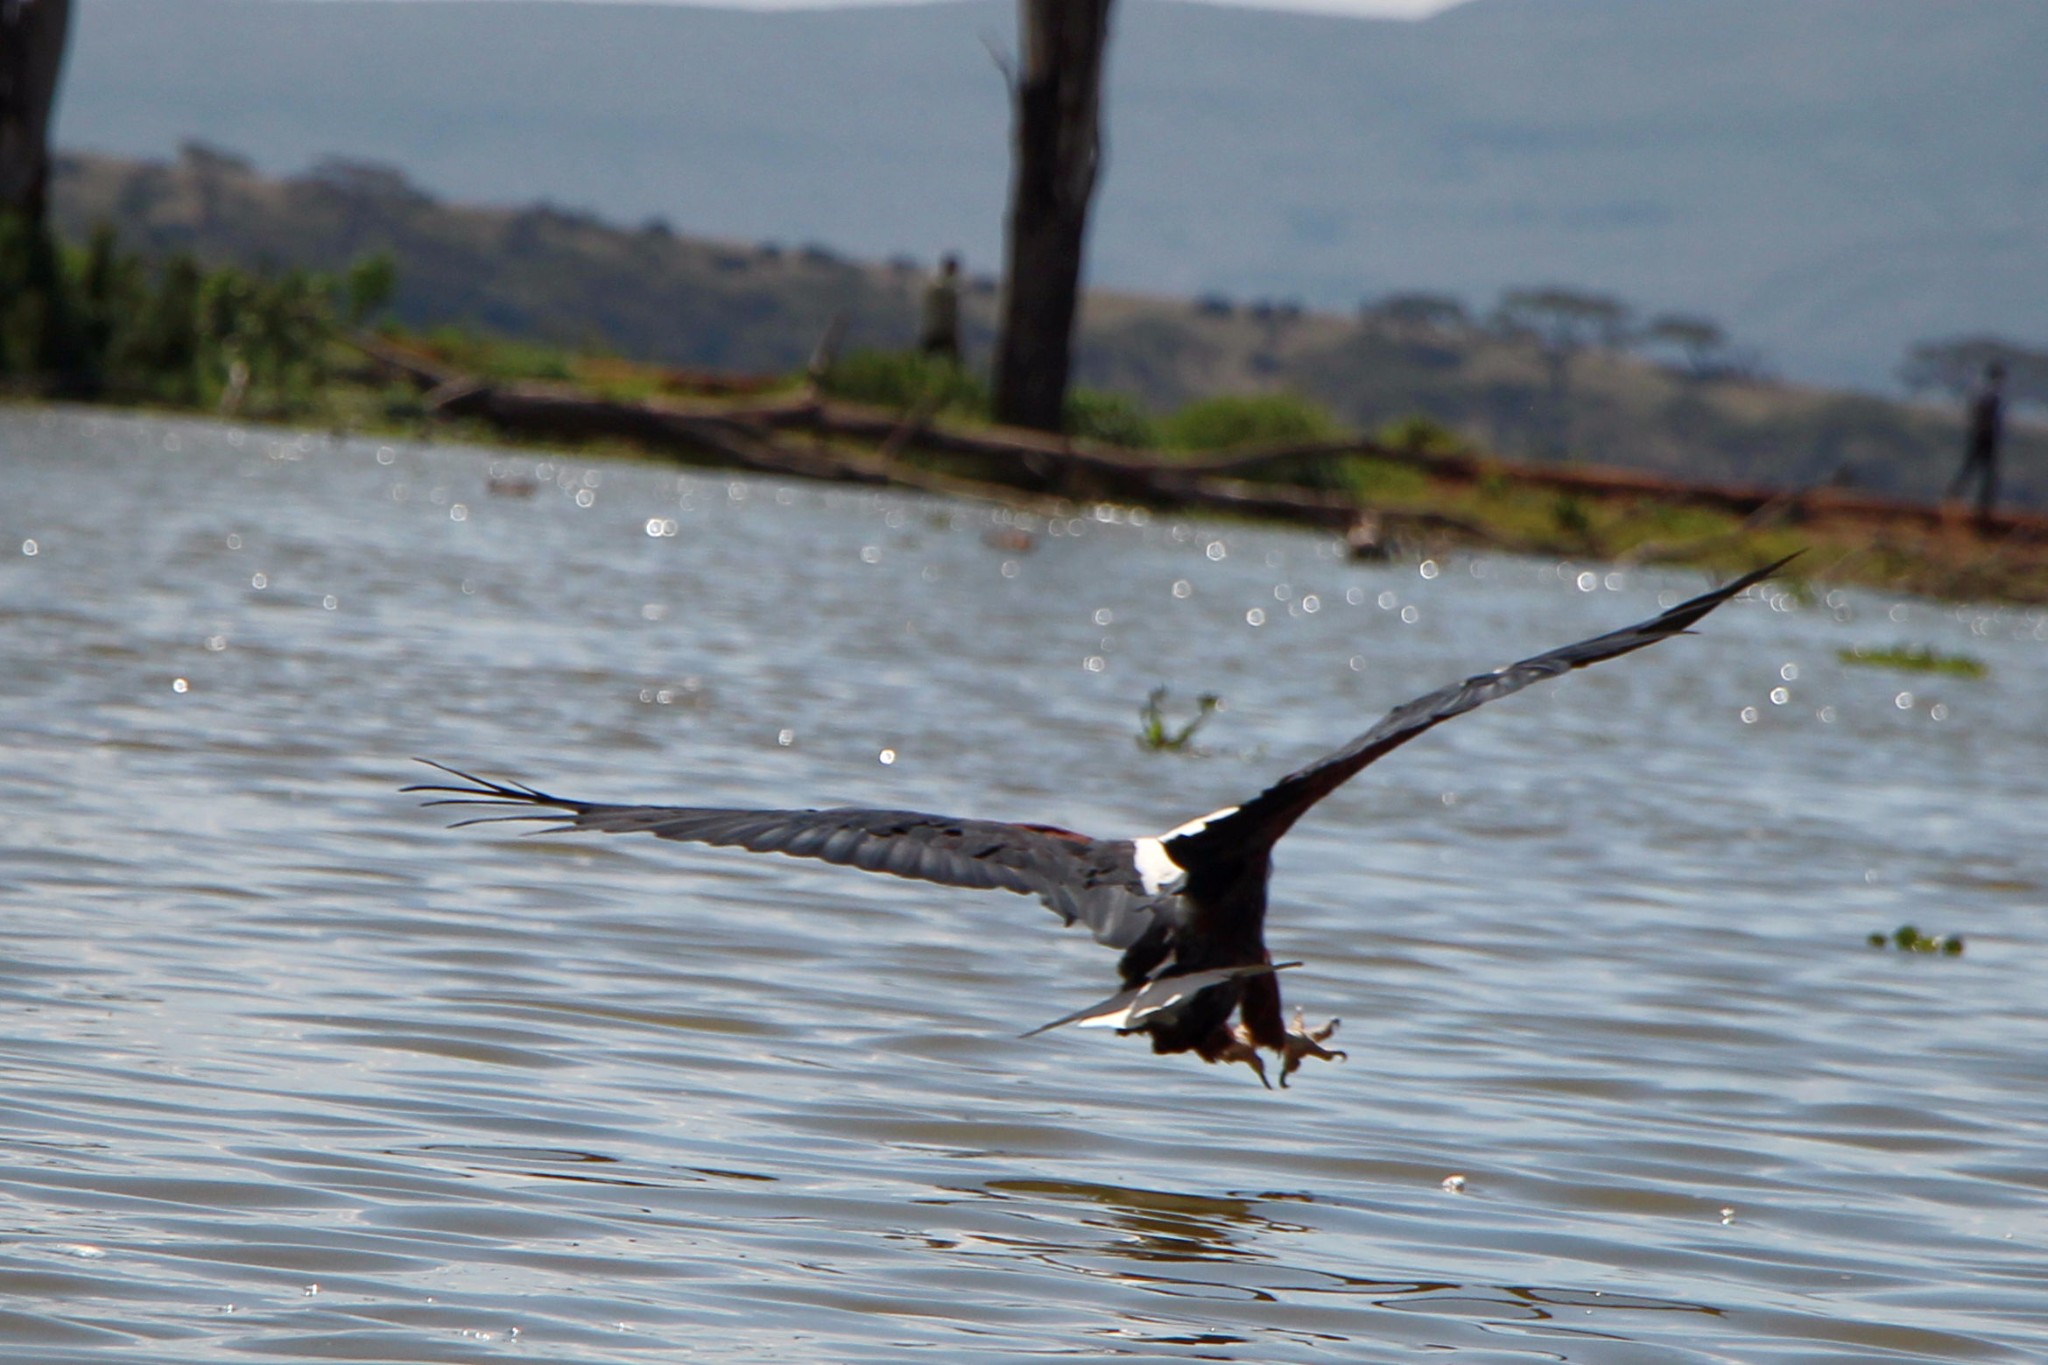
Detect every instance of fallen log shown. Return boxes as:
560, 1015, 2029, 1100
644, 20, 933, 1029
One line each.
417, 370, 2048, 545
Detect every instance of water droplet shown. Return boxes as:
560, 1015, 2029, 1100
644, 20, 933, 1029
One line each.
1084, 655, 1107, 672
225, 533, 242, 550
376, 446, 396, 465
1420, 560, 1441, 580
1769, 687, 1789, 705
322, 595, 338, 611
1719, 1207, 1736, 1225
250, 573, 268, 590
1739, 706, 1759, 724
1576, 571, 1598, 592
1171, 579, 1192, 599
1894, 692, 1913, 709
1205, 541, 1227, 561
1000, 560, 1020, 579
1817, 706, 1836, 723
1300, 594, 1320, 614
1603, 572, 1625, 591
1345, 587, 1364, 605
449, 503, 468, 522
1273, 583, 1291, 602
776, 729, 795, 747
1440, 1174, 1466, 1193
1780, 663, 1799, 681
1245, 608, 1266, 627
1889, 604, 1907, 622
1377, 590, 1397, 610
1093, 607, 1113, 625
1440, 791, 1457, 806
205, 635, 227, 651
878, 748, 897, 765
860, 545, 882, 564
574, 488, 596, 508
641, 603, 666, 621
1400, 605, 1419, 624
19, 539, 36, 557
1929, 702, 1949, 721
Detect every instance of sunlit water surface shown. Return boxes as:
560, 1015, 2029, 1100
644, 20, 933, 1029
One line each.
4, 407, 2048, 1363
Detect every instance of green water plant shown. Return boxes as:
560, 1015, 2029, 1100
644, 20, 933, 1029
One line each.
1137, 686, 1220, 753
1838, 645, 1987, 678
1867, 924, 1964, 955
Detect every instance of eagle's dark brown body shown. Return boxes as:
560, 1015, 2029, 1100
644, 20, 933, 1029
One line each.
412, 557, 1786, 1085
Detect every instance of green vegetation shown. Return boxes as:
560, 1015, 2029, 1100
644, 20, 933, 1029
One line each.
1161, 391, 1345, 452
1, 209, 394, 418
821, 348, 988, 418
1837, 645, 1989, 679
1868, 924, 1964, 955
1377, 413, 1464, 456
1136, 687, 1220, 753
1065, 388, 1158, 448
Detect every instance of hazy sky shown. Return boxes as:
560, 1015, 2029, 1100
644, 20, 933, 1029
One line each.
693, 0, 1469, 16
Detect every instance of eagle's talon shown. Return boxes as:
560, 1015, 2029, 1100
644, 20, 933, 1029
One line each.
1212, 1023, 1271, 1088
1277, 1013, 1345, 1086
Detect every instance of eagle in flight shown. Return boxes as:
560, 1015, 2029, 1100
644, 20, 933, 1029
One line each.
411, 557, 1786, 1086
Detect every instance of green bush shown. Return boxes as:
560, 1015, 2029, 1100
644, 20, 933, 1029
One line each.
1377, 413, 1463, 454
0, 214, 387, 414
822, 348, 988, 418
1339, 457, 1430, 500
1065, 388, 1158, 447
1161, 391, 1345, 452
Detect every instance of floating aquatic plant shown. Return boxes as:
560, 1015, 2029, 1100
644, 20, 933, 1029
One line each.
1137, 686, 1220, 753
1838, 645, 1987, 679
1868, 924, 1964, 955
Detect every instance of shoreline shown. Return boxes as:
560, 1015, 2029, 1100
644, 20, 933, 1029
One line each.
15, 386, 2048, 609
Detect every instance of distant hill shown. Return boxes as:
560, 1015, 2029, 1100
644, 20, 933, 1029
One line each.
52, 0, 2048, 394
50, 149, 2044, 509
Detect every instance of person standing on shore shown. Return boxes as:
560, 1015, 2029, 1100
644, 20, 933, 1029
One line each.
919, 253, 962, 364
1946, 360, 2005, 521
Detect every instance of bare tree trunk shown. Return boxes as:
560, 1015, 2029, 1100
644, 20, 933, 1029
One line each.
991, 0, 1114, 435
0, 0, 72, 227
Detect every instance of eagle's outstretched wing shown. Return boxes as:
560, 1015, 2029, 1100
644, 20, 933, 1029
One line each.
404, 764, 1174, 949
1167, 555, 1793, 864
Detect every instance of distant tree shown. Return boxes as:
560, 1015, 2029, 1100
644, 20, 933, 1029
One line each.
1900, 335, 2048, 406
0, 0, 71, 228
306, 157, 434, 206
1640, 312, 1728, 378
1494, 287, 1633, 352
1492, 286, 1633, 457
343, 253, 398, 328
991, 0, 1116, 435
1366, 291, 1470, 333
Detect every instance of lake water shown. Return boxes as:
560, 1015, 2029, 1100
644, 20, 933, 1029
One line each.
4, 405, 2047, 1364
